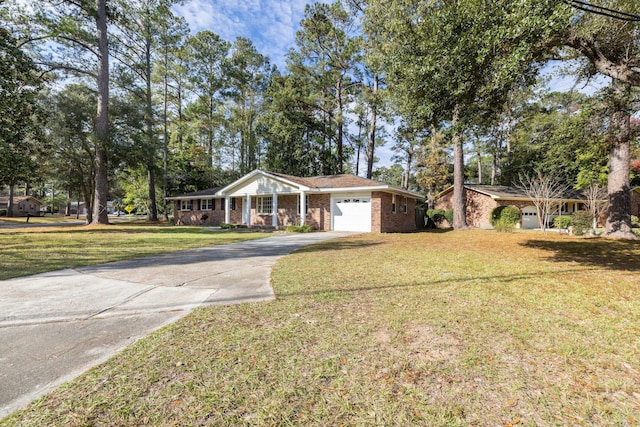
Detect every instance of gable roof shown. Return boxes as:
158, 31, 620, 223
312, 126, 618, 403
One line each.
438, 184, 586, 201
169, 187, 224, 200
270, 172, 384, 189
0, 195, 43, 205
169, 169, 423, 199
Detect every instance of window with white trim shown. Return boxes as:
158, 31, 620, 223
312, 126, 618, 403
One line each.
201, 199, 214, 210
257, 196, 273, 214
297, 195, 309, 215
180, 200, 193, 211
230, 198, 236, 210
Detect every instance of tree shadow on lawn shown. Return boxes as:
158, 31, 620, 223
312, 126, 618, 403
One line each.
277, 267, 588, 298
520, 238, 640, 272
292, 239, 384, 253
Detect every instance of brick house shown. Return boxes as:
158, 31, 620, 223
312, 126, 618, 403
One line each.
168, 169, 423, 232
633, 187, 640, 218
435, 185, 591, 229
0, 196, 43, 216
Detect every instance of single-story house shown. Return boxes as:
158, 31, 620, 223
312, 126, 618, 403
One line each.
633, 187, 640, 218
435, 185, 591, 229
168, 169, 423, 232
0, 195, 43, 216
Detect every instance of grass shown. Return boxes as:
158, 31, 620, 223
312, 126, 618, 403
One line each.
0, 215, 85, 224
2, 229, 640, 426
0, 222, 268, 280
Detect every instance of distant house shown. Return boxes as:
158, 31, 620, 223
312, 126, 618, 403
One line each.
0, 196, 43, 217
167, 169, 423, 232
58, 202, 87, 216
633, 187, 640, 218
435, 185, 591, 229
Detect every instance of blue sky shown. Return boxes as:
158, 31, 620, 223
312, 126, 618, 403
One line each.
172, 0, 309, 70
172, 1, 609, 171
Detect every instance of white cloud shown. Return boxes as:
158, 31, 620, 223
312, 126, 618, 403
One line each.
173, 0, 308, 69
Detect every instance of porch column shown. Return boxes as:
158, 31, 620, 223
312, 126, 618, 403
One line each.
299, 190, 306, 226
272, 192, 278, 227
224, 196, 230, 224
245, 194, 251, 225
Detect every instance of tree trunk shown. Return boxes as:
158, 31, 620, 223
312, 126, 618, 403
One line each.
451, 106, 467, 229
65, 190, 71, 216
148, 166, 158, 221
162, 47, 169, 221
145, 34, 158, 222
366, 73, 378, 179
403, 148, 412, 190
336, 79, 344, 174
605, 79, 636, 239
7, 185, 14, 217
92, 0, 109, 225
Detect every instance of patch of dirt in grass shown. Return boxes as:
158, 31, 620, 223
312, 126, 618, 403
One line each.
404, 323, 464, 362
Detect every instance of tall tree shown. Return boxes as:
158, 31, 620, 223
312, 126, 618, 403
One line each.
365, 0, 565, 229
224, 37, 271, 173
293, 1, 361, 174
3, 0, 113, 224
153, 14, 189, 220
185, 31, 229, 168
556, 1, 640, 238
112, 0, 183, 221
46, 84, 98, 221
0, 28, 42, 216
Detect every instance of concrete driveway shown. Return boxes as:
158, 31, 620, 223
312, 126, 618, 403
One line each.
0, 231, 352, 418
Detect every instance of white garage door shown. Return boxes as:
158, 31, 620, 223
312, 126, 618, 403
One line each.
332, 196, 372, 232
521, 206, 538, 229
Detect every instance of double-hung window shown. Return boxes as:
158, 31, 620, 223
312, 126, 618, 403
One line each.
201, 199, 214, 210
257, 196, 273, 214
180, 200, 193, 211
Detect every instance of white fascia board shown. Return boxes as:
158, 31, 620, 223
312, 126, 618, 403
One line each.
216, 169, 264, 195
218, 169, 310, 196
310, 186, 423, 199
166, 195, 223, 200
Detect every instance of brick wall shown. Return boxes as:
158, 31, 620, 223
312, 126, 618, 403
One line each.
174, 197, 243, 226
307, 194, 331, 230
435, 189, 534, 229
372, 191, 417, 232
275, 195, 297, 226
632, 190, 640, 218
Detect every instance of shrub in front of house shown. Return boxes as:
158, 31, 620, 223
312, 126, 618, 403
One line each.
426, 209, 446, 223
286, 224, 314, 233
220, 223, 237, 229
0, 209, 6, 217
489, 206, 520, 232
632, 215, 639, 228
553, 215, 572, 229
444, 209, 454, 224
570, 211, 593, 236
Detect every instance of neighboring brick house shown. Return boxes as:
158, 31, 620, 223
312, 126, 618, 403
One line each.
168, 169, 422, 232
633, 187, 640, 218
0, 196, 43, 216
435, 185, 590, 229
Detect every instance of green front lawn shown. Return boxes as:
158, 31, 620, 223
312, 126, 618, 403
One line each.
3, 230, 640, 426
0, 223, 268, 280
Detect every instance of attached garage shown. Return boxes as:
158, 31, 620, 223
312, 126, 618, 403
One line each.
170, 170, 422, 232
331, 195, 372, 232
521, 206, 538, 229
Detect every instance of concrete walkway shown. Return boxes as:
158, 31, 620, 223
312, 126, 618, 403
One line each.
0, 231, 352, 418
